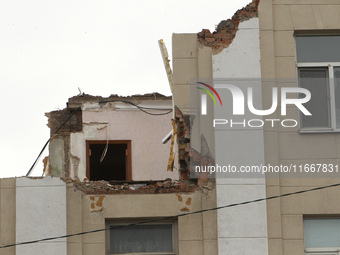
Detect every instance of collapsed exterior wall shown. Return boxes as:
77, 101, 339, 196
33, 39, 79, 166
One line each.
175, 106, 215, 184
46, 108, 82, 177
46, 93, 178, 181
174, 106, 190, 180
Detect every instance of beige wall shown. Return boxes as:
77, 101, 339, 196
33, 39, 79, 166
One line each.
0, 178, 16, 255
67, 186, 217, 255
0, 178, 217, 255
172, 34, 213, 111
171, 33, 219, 254
172, 33, 215, 159
259, 0, 340, 254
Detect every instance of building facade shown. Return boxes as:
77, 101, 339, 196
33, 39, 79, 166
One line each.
0, 94, 217, 255
2, 0, 340, 254
172, 0, 340, 254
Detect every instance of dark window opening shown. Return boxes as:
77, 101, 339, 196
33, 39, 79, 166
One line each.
86, 141, 131, 181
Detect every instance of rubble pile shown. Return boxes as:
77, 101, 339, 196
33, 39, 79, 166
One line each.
63, 178, 197, 194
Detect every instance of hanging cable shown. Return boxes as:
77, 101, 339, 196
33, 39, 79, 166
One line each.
97, 123, 110, 163
25, 107, 81, 177
2, 181, 340, 249
99, 100, 173, 116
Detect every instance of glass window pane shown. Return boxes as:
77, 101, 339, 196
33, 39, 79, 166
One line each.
334, 67, 340, 129
304, 218, 340, 248
110, 224, 173, 253
296, 36, 340, 62
299, 68, 330, 128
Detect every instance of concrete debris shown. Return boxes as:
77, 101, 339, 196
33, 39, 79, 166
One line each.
67, 92, 171, 108
62, 178, 197, 194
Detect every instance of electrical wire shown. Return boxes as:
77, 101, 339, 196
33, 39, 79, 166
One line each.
2, 181, 340, 249
25, 107, 82, 177
99, 100, 173, 116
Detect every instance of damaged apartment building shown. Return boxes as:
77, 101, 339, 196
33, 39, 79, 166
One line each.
2, 0, 340, 255
0, 92, 217, 255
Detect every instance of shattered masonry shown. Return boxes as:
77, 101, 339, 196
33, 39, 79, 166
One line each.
66, 178, 197, 194
175, 106, 191, 180
197, 0, 260, 54
46, 108, 82, 177
175, 107, 215, 183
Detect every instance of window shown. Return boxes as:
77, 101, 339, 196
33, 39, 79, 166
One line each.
86, 140, 132, 181
304, 218, 340, 255
106, 219, 177, 255
296, 35, 340, 131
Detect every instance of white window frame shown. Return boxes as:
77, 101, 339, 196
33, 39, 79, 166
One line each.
304, 217, 340, 255
297, 62, 340, 133
305, 247, 340, 254
106, 219, 178, 255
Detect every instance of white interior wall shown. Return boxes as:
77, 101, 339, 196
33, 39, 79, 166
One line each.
212, 18, 269, 255
70, 101, 178, 181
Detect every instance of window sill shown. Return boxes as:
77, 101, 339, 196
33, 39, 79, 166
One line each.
305, 247, 340, 254
299, 128, 340, 134
110, 253, 176, 255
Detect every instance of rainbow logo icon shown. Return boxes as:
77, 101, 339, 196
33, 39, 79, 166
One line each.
196, 82, 223, 106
